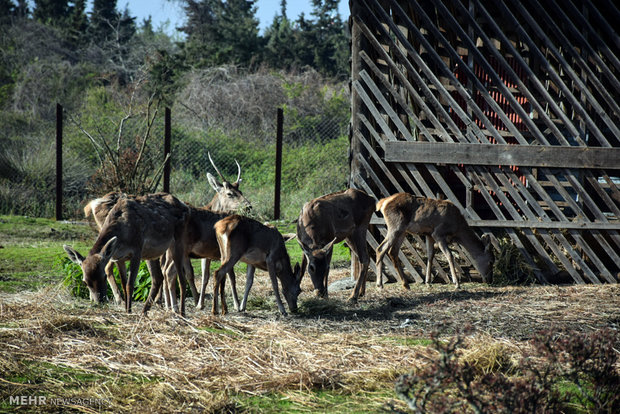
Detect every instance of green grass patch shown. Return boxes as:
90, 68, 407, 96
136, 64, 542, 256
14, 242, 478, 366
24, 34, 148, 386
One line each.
234, 389, 400, 413
381, 336, 434, 347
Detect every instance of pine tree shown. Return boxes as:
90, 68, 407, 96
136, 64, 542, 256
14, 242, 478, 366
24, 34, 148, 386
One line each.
263, 0, 297, 69
66, 0, 88, 48
180, 0, 260, 68
33, 0, 70, 26
89, 0, 118, 43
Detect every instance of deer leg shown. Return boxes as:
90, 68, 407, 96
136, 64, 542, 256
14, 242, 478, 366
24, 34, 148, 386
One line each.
351, 250, 359, 281
436, 238, 459, 288
212, 259, 237, 316
143, 259, 164, 315
425, 236, 436, 285
171, 245, 188, 317
348, 231, 370, 302
387, 233, 409, 290
198, 258, 211, 310
105, 261, 124, 305
375, 237, 391, 289
125, 257, 141, 313
266, 259, 287, 316
116, 260, 128, 299
240, 265, 255, 312
184, 258, 199, 306
165, 259, 179, 313
228, 269, 240, 312
152, 256, 165, 308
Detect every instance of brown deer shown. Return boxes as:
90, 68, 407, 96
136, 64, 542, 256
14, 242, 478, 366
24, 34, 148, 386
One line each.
211, 215, 302, 316
375, 193, 494, 289
296, 188, 375, 303
83, 153, 250, 310
64, 193, 190, 314
159, 152, 251, 311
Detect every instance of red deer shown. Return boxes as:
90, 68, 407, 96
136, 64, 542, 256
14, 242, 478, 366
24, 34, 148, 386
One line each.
83, 153, 251, 310
375, 193, 494, 289
160, 153, 251, 311
211, 215, 302, 316
296, 188, 375, 303
64, 193, 190, 314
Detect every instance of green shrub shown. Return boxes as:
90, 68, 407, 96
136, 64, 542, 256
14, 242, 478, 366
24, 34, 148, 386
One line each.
59, 256, 152, 302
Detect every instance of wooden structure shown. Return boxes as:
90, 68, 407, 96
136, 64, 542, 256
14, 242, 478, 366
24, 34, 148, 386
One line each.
348, 0, 620, 284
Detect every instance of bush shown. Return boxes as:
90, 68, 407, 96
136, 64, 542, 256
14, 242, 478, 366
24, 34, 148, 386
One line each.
59, 256, 153, 302
394, 326, 620, 413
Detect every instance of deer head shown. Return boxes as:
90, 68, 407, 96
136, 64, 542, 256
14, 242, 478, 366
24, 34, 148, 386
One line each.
478, 234, 494, 283
206, 152, 251, 214
279, 261, 303, 313
298, 237, 337, 298
64, 236, 119, 303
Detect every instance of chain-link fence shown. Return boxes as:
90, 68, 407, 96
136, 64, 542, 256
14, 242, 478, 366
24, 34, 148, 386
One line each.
0, 104, 349, 222
170, 107, 349, 220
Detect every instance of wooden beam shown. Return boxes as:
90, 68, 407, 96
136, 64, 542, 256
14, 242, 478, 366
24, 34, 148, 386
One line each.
385, 141, 620, 169
371, 217, 620, 231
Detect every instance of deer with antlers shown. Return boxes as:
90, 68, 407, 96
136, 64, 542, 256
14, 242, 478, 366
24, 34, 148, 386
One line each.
64, 193, 190, 314
375, 193, 494, 289
82, 153, 250, 312
159, 153, 251, 312
211, 215, 302, 316
296, 188, 375, 303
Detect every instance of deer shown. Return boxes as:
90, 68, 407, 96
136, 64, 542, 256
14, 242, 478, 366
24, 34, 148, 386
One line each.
82, 153, 251, 311
375, 193, 494, 289
211, 214, 302, 316
159, 152, 252, 311
296, 188, 376, 303
64, 193, 190, 314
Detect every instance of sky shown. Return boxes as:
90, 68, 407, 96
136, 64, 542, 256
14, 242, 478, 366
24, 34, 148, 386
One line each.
118, 0, 351, 37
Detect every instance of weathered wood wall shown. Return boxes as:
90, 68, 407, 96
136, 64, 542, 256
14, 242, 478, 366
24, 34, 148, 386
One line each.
349, 0, 620, 284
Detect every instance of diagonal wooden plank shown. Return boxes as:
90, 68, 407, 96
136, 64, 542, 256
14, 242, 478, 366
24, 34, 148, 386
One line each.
495, 0, 614, 147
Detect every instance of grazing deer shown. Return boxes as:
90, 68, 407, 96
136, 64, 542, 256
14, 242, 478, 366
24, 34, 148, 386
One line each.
296, 188, 375, 303
83, 153, 251, 310
159, 152, 252, 311
64, 193, 190, 314
375, 193, 494, 289
211, 215, 302, 316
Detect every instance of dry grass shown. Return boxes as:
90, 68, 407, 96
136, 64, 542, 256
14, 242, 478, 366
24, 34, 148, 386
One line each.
1, 268, 619, 412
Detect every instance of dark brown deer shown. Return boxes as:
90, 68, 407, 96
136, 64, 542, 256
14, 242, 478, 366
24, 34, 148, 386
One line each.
211, 215, 302, 316
296, 188, 375, 303
64, 193, 190, 314
375, 193, 494, 289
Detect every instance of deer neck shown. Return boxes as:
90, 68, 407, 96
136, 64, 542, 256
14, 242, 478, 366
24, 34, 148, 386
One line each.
455, 228, 487, 273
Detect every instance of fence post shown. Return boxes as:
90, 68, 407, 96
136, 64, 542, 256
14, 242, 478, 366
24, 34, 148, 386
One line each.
163, 107, 171, 193
55, 103, 63, 221
274, 107, 283, 220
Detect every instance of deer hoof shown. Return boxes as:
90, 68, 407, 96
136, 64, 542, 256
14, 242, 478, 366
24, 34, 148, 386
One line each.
402, 283, 410, 290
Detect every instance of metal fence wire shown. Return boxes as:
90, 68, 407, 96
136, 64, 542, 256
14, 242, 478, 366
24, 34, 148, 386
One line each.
0, 106, 350, 221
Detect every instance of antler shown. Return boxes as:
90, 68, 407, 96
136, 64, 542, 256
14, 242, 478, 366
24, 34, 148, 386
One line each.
208, 152, 226, 182
234, 159, 242, 184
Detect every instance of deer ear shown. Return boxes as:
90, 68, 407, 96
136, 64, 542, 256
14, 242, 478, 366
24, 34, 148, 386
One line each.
294, 262, 302, 283
64, 245, 85, 265
481, 234, 492, 251
321, 237, 338, 254
207, 173, 222, 192
100, 236, 119, 262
